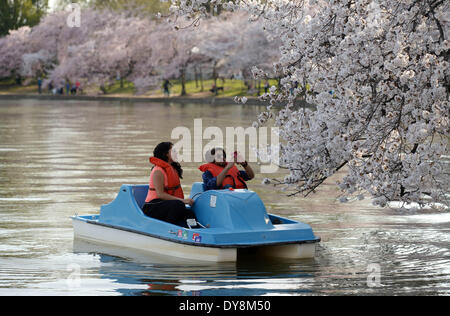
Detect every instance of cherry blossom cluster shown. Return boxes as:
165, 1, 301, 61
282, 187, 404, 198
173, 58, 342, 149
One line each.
170, 0, 449, 208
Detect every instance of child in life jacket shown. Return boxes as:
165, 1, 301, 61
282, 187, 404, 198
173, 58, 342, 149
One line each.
143, 142, 198, 228
199, 148, 255, 191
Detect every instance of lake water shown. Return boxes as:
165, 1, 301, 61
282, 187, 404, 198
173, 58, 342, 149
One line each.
0, 98, 448, 296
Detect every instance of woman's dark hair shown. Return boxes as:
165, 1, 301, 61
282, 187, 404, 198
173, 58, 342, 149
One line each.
153, 142, 183, 178
205, 147, 226, 163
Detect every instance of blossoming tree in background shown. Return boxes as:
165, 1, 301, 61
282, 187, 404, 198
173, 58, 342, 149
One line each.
0, 7, 278, 95
170, 0, 449, 209
0, 26, 31, 80
44, 9, 159, 92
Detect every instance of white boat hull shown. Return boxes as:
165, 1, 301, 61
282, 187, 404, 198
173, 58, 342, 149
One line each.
72, 219, 316, 262
72, 219, 237, 262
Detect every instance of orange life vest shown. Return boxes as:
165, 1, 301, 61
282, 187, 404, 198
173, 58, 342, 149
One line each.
198, 163, 247, 189
145, 157, 184, 202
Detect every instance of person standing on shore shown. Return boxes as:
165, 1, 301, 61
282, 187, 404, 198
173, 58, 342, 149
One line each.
37, 77, 42, 94
65, 80, 70, 95
48, 81, 53, 94
264, 80, 269, 94
163, 80, 172, 97
75, 80, 81, 94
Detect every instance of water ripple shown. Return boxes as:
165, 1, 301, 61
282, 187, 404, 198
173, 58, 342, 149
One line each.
0, 99, 448, 296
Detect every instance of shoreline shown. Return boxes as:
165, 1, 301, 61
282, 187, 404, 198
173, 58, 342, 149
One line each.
0, 93, 312, 107
0, 93, 260, 105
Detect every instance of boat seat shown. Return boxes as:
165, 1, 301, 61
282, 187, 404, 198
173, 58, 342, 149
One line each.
189, 182, 206, 199
132, 185, 149, 210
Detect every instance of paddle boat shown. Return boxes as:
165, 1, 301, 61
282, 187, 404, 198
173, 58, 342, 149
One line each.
71, 183, 320, 262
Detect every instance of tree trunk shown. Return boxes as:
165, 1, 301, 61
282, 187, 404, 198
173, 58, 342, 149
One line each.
194, 66, 198, 88
200, 67, 204, 92
212, 62, 218, 86
180, 69, 186, 96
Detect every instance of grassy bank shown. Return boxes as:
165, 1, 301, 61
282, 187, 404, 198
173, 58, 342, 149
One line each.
0, 77, 278, 99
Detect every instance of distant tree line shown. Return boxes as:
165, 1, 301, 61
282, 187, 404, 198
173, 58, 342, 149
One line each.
0, 0, 48, 36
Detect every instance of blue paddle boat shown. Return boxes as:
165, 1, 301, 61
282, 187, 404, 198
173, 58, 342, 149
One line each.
72, 183, 320, 262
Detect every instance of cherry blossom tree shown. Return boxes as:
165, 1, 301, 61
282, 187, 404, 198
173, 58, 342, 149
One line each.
0, 26, 31, 79
17, 9, 162, 93
151, 12, 271, 95
1, 6, 280, 96
152, 22, 204, 95
194, 14, 241, 85
170, 0, 449, 209
45, 9, 141, 91
222, 12, 280, 89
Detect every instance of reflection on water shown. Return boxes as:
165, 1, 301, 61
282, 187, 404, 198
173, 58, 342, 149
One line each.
0, 98, 449, 296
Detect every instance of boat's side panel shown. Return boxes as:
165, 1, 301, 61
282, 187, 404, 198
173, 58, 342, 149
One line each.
193, 189, 274, 230
72, 218, 237, 262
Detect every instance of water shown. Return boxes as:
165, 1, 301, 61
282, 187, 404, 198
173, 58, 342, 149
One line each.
0, 98, 448, 296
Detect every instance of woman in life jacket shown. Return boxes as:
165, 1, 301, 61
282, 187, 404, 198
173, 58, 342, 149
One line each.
142, 142, 197, 228
199, 148, 255, 191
